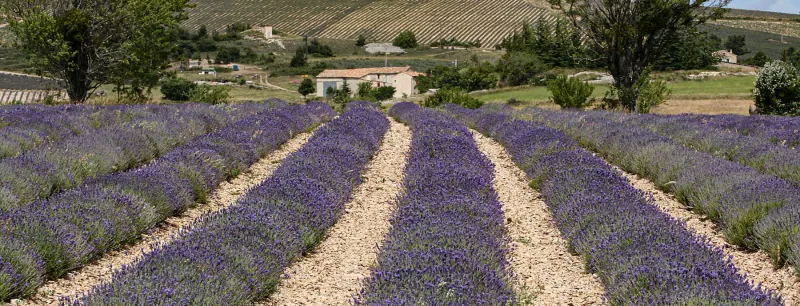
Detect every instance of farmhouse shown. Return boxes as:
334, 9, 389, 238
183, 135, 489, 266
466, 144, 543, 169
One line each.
316, 66, 423, 99
713, 49, 738, 64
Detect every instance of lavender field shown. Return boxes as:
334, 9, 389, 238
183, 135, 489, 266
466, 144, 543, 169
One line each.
3, 101, 800, 305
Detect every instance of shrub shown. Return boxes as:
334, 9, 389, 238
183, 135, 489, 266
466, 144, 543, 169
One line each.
374, 86, 396, 101
746, 51, 771, 67
636, 76, 671, 114
189, 85, 230, 104
160, 78, 196, 101
754, 61, 800, 116
546, 75, 594, 109
298, 78, 316, 99
393, 30, 418, 49
423, 88, 484, 109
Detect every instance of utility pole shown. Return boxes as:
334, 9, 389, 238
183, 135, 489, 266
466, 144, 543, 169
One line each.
385, 52, 388, 67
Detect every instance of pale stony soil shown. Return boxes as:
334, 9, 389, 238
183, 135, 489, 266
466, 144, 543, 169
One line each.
264, 119, 411, 306
620, 170, 800, 304
472, 131, 606, 306
17, 130, 318, 306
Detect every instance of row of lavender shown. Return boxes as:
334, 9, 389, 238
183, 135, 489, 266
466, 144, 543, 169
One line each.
0, 103, 265, 160
447, 105, 780, 304
0, 102, 335, 301
69, 102, 386, 305
526, 108, 800, 272
0, 102, 275, 211
681, 113, 800, 148
581, 111, 800, 185
356, 103, 514, 305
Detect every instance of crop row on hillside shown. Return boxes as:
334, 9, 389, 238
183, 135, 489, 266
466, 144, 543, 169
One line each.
69, 102, 385, 305
183, 0, 555, 48
526, 108, 800, 272
711, 20, 800, 39
0, 102, 335, 301
446, 104, 780, 304
357, 102, 514, 304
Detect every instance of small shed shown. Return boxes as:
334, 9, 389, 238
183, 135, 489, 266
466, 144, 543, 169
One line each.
200, 68, 217, 77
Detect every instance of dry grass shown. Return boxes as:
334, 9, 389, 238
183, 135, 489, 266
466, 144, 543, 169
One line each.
651, 99, 752, 115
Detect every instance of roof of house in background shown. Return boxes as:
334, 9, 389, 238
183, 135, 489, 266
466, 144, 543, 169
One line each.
317, 66, 415, 78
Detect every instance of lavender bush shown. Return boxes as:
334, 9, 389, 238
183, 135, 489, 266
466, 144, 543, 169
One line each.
0, 102, 335, 302
356, 102, 515, 305
526, 108, 800, 269
448, 105, 780, 305
68, 102, 386, 305
0, 102, 282, 211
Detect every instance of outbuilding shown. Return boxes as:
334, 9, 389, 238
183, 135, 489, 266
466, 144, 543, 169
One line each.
315, 66, 423, 99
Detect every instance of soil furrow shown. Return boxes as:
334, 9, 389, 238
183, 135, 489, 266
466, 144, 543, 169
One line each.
472, 131, 605, 306
264, 118, 412, 306
618, 169, 800, 304
17, 130, 318, 306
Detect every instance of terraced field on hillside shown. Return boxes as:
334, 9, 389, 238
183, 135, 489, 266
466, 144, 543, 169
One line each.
184, 0, 555, 47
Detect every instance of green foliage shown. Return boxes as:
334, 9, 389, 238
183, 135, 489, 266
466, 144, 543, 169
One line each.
160, 77, 196, 101
754, 61, 800, 116
548, 0, 727, 112
3, 0, 190, 103
290, 48, 307, 67
546, 75, 594, 109
654, 28, 720, 71
496, 52, 548, 87
745, 51, 771, 67
215, 46, 241, 64
636, 75, 672, 114
356, 82, 395, 102
308, 38, 334, 57
417, 58, 498, 93
724, 34, 749, 56
498, 19, 598, 68
355, 34, 367, 47
189, 85, 230, 104
423, 88, 483, 109
298, 78, 316, 98
328, 82, 352, 112
393, 30, 418, 49
784, 47, 800, 69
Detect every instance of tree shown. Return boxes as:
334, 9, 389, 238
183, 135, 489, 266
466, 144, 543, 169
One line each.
724, 35, 749, 56
195, 25, 208, 40
215, 46, 241, 64
161, 77, 196, 101
654, 28, 719, 71
393, 30, 418, 49
3, 0, 190, 103
298, 78, 315, 99
496, 52, 548, 86
290, 48, 307, 67
355, 34, 367, 47
746, 51, 771, 67
548, 0, 728, 112
783, 47, 800, 69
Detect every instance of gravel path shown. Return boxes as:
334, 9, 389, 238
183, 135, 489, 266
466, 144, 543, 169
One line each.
17, 130, 318, 306
472, 131, 605, 305
620, 170, 800, 304
264, 118, 412, 306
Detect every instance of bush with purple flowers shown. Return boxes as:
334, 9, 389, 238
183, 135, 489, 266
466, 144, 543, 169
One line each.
446, 104, 780, 305
356, 102, 515, 305
68, 102, 386, 305
0, 102, 335, 302
0, 102, 285, 211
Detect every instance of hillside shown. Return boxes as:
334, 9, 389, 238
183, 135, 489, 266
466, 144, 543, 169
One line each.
183, 0, 555, 47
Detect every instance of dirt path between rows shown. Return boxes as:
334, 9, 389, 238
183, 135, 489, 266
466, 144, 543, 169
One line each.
619, 170, 800, 304
264, 119, 412, 306
18, 130, 318, 306
472, 132, 605, 305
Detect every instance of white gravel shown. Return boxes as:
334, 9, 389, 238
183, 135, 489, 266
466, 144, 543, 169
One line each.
264, 119, 412, 306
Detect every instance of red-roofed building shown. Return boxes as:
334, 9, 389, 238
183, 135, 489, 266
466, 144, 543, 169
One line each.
316, 66, 424, 98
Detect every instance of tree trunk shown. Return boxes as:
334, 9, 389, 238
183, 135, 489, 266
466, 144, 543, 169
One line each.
609, 51, 642, 112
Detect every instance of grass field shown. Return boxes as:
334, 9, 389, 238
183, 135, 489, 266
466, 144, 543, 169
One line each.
700, 23, 800, 61
474, 76, 755, 104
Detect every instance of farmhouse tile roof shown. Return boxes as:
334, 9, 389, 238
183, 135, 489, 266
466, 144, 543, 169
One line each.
317, 66, 415, 78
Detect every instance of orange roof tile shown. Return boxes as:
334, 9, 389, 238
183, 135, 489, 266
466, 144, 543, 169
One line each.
317, 66, 414, 78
